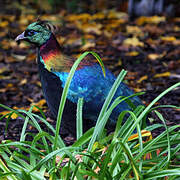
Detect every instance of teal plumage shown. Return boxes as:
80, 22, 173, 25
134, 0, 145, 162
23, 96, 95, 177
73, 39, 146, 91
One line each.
15, 21, 142, 134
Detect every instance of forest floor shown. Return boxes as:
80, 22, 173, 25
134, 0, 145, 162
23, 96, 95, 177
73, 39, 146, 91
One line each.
0, 1, 179, 143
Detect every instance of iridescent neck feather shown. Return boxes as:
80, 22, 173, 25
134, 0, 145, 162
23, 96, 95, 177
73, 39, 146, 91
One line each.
39, 34, 95, 72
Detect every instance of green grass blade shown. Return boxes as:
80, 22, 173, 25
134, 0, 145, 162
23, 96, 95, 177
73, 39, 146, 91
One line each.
76, 98, 84, 140
144, 169, 180, 179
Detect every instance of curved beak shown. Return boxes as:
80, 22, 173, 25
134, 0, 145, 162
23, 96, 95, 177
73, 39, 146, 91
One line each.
15, 31, 26, 42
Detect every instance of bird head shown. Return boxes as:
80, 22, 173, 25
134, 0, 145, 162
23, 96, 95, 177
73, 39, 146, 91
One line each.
15, 21, 57, 46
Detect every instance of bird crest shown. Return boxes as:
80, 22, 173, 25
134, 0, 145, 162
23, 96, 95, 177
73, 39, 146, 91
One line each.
36, 19, 59, 35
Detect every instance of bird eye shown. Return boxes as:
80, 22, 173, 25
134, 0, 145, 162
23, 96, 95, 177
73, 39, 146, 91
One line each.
27, 30, 37, 36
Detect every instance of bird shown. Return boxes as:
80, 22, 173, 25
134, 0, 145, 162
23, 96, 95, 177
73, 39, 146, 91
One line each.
15, 21, 142, 135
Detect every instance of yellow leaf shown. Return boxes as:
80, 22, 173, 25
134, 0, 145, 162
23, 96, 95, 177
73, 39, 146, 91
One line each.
0, 111, 18, 119
84, 34, 95, 39
148, 54, 159, 60
92, 12, 105, 20
126, 51, 139, 56
148, 52, 166, 60
92, 142, 99, 152
19, 15, 29, 25
26, 14, 35, 21
66, 13, 92, 22
31, 99, 46, 110
79, 23, 102, 35
106, 19, 126, 30
128, 130, 152, 141
107, 10, 128, 19
123, 36, 144, 47
161, 36, 176, 42
19, 78, 27, 85
80, 42, 95, 51
0, 21, 8, 28
136, 16, 165, 26
133, 88, 143, 92
117, 59, 122, 66
137, 75, 148, 83
154, 72, 171, 78
126, 26, 143, 37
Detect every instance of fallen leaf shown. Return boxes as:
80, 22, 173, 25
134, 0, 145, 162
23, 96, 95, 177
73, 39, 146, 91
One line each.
126, 25, 143, 37
84, 34, 95, 39
31, 99, 47, 111
9, 41, 18, 48
161, 36, 176, 42
134, 88, 143, 92
154, 72, 171, 78
173, 40, 180, 46
0, 88, 6, 93
92, 12, 105, 20
19, 15, 29, 25
26, 14, 35, 21
80, 41, 95, 51
0, 67, 9, 74
128, 130, 152, 141
174, 26, 180, 32
126, 51, 139, 56
0, 21, 9, 28
0, 75, 12, 80
78, 23, 102, 35
0, 31, 7, 36
66, 13, 92, 22
107, 10, 128, 19
142, 24, 164, 35
0, 111, 18, 119
1, 39, 10, 49
12, 54, 26, 61
137, 75, 148, 83
19, 78, 27, 85
64, 37, 82, 46
117, 58, 122, 66
123, 36, 144, 47
136, 16, 166, 26
126, 71, 138, 80
106, 19, 126, 29
148, 52, 166, 60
